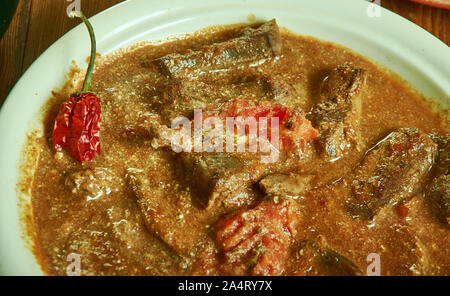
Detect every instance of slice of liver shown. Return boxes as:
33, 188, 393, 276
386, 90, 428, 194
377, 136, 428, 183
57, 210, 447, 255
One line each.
426, 134, 449, 225
126, 168, 207, 255
156, 78, 268, 123
427, 175, 450, 225
311, 64, 365, 161
347, 127, 437, 219
152, 19, 281, 81
181, 153, 260, 209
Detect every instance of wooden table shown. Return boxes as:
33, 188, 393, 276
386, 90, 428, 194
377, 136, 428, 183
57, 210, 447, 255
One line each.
0, 0, 448, 107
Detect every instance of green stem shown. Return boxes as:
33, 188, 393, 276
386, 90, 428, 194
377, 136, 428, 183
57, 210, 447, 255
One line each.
77, 12, 96, 93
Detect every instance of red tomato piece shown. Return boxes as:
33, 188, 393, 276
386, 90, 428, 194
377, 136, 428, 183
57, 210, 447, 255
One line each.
216, 200, 299, 275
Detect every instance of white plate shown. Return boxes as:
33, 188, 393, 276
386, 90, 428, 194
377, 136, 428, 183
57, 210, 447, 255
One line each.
0, 0, 449, 276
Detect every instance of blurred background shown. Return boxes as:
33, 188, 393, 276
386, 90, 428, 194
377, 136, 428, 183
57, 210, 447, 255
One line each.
0, 0, 448, 107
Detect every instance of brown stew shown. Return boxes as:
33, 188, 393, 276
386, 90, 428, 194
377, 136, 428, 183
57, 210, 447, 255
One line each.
27, 20, 449, 275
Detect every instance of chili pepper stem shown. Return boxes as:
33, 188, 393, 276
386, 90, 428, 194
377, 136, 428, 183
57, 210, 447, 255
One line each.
73, 11, 97, 93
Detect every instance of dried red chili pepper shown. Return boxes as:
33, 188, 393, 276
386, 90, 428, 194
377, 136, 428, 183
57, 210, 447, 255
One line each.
53, 11, 101, 162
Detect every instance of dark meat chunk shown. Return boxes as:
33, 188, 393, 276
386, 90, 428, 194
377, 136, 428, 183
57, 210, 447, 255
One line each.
126, 168, 207, 255
152, 19, 281, 81
181, 153, 260, 209
159, 81, 228, 121
156, 74, 304, 124
126, 168, 221, 272
266, 75, 298, 101
259, 173, 314, 197
347, 128, 437, 219
263, 74, 307, 108
216, 199, 299, 275
427, 175, 450, 225
292, 240, 363, 276
426, 134, 449, 225
430, 133, 449, 176
311, 64, 365, 161
156, 79, 268, 123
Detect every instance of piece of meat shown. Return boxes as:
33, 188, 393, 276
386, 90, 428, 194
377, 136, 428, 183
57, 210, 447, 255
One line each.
426, 134, 449, 225
347, 128, 437, 219
259, 173, 314, 197
216, 198, 299, 275
181, 153, 260, 209
126, 167, 222, 273
156, 79, 267, 124
311, 64, 365, 161
292, 240, 363, 276
155, 73, 304, 124
159, 81, 229, 122
263, 74, 308, 109
64, 167, 121, 201
152, 19, 281, 81
126, 168, 207, 255
265, 74, 298, 101
426, 175, 450, 225
430, 133, 449, 176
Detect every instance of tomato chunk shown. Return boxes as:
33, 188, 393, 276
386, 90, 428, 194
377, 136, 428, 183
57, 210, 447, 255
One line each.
220, 99, 318, 149
216, 200, 299, 275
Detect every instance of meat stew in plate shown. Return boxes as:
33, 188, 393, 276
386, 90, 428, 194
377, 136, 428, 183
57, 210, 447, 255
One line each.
22, 19, 449, 275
